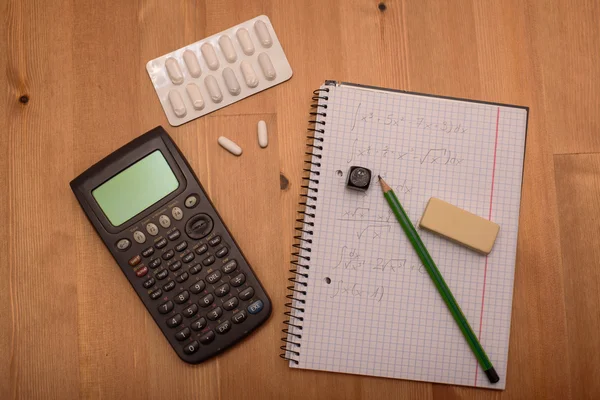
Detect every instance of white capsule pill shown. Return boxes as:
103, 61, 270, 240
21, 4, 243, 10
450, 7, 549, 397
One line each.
218, 35, 237, 63
200, 43, 220, 70
165, 58, 184, 84
218, 136, 242, 156
168, 90, 186, 117
236, 28, 255, 55
258, 53, 276, 80
204, 75, 223, 103
222, 68, 241, 95
254, 20, 272, 48
240, 60, 259, 88
257, 120, 268, 148
185, 83, 204, 110
183, 50, 202, 78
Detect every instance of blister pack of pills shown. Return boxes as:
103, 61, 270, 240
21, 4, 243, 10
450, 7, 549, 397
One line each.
146, 15, 293, 126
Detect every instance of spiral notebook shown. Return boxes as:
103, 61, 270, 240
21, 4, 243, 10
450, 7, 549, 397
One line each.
281, 81, 528, 389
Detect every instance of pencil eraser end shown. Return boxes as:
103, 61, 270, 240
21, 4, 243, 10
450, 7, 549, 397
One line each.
419, 198, 499, 255
485, 367, 500, 383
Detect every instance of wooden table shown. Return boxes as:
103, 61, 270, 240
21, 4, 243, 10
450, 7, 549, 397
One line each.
2, 1, 599, 399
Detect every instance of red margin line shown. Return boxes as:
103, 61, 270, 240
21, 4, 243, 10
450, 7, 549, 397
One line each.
474, 107, 501, 386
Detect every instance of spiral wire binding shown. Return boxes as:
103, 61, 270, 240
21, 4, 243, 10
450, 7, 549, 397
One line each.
280, 87, 329, 364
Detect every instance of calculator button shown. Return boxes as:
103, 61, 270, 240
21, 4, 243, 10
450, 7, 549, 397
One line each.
182, 252, 195, 263
189, 264, 202, 275
162, 250, 175, 260
230, 273, 246, 287
175, 327, 191, 341
232, 310, 247, 324
169, 261, 182, 272
166, 314, 183, 328
183, 340, 199, 354
168, 229, 181, 241
199, 330, 215, 345
158, 300, 174, 314
176, 272, 189, 283
174, 290, 190, 304
215, 247, 229, 258
155, 237, 168, 249
185, 214, 214, 240
199, 293, 214, 307
159, 215, 171, 228
208, 236, 221, 246
206, 270, 222, 284
195, 244, 208, 255
190, 280, 206, 294
202, 255, 216, 266
207, 307, 223, 321
163, 280, 176, 292
172, 207, 184, 221
185, 195, 198, 208
216, 320, 232, 334
247, 300, 264, 314
215, 283, 230, 297
146, 223, 159, 236
133, 231, 146, 244
116, 238, 131, 251
149, 288, 163, 300
175, 241, 188, 252
222, 260, 237, 274
142, 247, 155, 257
183, 303, 198, 318
143, 278, 155, 288
135, 266, 148, 277
148, 258, 162, 269
191, 317, 207, 331
223, 296, 239, 311
239, 286, 254, 301
156, 269, 169, 280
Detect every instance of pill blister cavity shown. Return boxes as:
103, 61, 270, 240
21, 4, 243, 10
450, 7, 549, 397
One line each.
201, 43, 220, 70
236, 28, 255, 55
204, 75, 223, 103
218, 136, 243, 156
258, 120, 268, 148
186, 83, 205, 110
183, 50, 202, 78
222, 68, 241, 95
240, 61, 259, 88
254, 20, 272, 48
168, 90, 187, 117
218, 35, 238, 63
258, 53, 276, 80
165, 58, 184, 84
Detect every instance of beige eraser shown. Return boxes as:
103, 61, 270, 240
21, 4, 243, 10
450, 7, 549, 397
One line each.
419, 198, 499, 255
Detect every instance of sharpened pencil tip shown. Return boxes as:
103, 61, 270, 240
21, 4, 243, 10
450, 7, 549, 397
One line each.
377, 175, 381, 181
378, 176, 391, 192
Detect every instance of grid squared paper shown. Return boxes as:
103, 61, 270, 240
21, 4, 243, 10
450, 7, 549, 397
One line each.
286, 83, 527, 389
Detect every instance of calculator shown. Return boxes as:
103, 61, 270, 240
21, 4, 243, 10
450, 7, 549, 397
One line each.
70, 126, 271, 363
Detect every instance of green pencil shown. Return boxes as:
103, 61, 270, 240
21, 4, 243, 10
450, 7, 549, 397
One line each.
378, 176, 499, 384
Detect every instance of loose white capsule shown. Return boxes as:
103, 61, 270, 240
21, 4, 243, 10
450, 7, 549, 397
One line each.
218, 35, 237, 63
168, 90, 186, 117
257, 120, 268, 148
222, 68, 241, 95
165, 58, 184, 84
200, 43, 220, 70
218, 136, 242, 156
204, 75, 223, 103
185, 83, 205, 110
183, 50, 202, 78
236, 28, 255, 55
254, 20, 272, 48
240, 61, 259, 88
258, 53, 276, 80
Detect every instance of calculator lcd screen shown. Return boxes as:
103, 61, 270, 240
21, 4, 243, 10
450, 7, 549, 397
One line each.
92, 151, 179, 226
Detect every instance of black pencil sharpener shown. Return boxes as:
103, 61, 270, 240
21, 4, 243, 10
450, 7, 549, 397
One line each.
346, 166, 372, 191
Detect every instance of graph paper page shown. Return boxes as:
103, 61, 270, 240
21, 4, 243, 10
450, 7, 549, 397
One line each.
289, 83, 527, 389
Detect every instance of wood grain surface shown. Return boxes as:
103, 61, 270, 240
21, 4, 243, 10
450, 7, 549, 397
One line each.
2, 0, 600, 399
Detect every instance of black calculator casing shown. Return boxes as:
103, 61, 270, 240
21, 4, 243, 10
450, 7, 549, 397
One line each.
70, 126, 271, 364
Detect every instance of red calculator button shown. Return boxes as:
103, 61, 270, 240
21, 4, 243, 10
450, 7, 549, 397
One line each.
135, 266, 148, 277
129, 255, 142, 266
